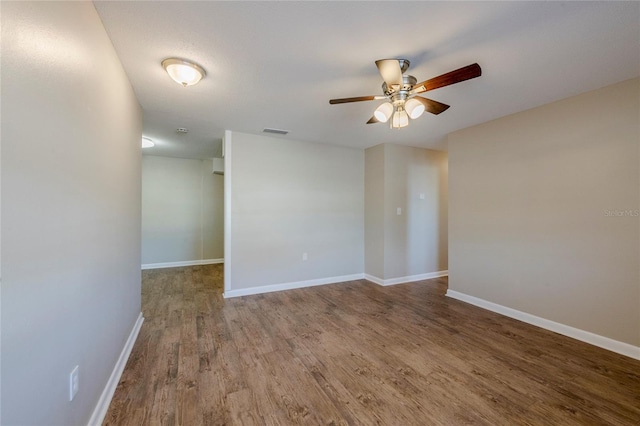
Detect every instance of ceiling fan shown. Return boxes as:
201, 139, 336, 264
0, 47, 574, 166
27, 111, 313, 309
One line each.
329, 60, 481, 128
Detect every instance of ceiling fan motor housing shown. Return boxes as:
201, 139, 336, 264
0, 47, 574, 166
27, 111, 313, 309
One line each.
397, 59, 410, 73
382, 74, 418, 97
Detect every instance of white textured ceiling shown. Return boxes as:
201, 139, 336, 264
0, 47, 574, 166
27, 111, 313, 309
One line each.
94, 1, 639, 158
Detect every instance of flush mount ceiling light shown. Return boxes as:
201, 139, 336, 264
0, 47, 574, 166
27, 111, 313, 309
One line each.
161, 58, 206, 87
142, 137, 155, 148
331, 59, 482, 129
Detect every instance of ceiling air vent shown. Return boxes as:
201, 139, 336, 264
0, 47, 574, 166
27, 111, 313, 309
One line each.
263, 128, 289, 135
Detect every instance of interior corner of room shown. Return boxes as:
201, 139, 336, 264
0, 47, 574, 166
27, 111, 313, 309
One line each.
141, 155, 224, 270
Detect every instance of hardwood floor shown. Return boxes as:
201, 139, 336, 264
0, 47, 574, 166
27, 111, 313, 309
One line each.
104, 265, 640, 425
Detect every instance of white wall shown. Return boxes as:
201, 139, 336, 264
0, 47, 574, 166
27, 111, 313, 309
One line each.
1, 2, 143, 424
364, 144, 448, 281
448, 78, 639, 347
142, 156, 223, 265
228, 132, 364, 292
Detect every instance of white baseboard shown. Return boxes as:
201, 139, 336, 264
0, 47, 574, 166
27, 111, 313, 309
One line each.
445, 290, 640, 361
87, 312, 144, 426
363, 274, 385, 285
141, 258, 224, 270
365, 270, 448, 286
223, 273, 365, 298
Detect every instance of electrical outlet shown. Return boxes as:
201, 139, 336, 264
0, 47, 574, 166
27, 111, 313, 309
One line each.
302, 252, 308, 261
397, 207, 402, 215
69, 365, 79, 401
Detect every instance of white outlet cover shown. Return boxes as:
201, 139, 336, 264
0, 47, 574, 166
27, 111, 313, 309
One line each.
397, 207, 402, 215
419, 193, 425, 200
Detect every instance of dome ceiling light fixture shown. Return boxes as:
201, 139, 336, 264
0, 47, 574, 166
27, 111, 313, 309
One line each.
162, 58, 206, 87
331, 59, 482, 129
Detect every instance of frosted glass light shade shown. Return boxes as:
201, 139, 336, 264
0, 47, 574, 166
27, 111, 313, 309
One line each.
391, 110, 409, 128
142, 137, 155, 148
162, 58, 206, 87
405, 98, 425, 119
374, 102, 394, 122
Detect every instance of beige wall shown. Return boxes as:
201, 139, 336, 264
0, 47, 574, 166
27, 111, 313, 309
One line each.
202, 160, 225, 260
364, 144, 385, 278
448, 78, 639, 346
1, 2, 143, 424
365, 144, 448, 280
229, 132, 364, 291
384, 144, 448, 279
142, 156, 223, 264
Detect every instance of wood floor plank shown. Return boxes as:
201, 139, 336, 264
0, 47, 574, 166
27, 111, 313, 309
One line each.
104, 265, 640, 425
226, 388, 264, 426
176, 309, 200, 425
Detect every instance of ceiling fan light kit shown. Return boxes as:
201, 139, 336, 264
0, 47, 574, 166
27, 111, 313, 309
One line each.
392, 108, 409, 128
374, 102, 394, 122
405, 98, 425, 119
330, 59, 481, 129
162, 58, 206, 86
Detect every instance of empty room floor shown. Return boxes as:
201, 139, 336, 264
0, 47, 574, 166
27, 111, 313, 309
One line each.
104, 265, 640, 425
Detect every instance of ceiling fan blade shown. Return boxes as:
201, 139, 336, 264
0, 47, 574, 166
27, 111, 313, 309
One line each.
366, 115, 380, 124
329, 96, 378, 105
416, 63, 481, 93
375, 59, 403, 88
414, 97, 450, 115
409, 85, 426, 95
